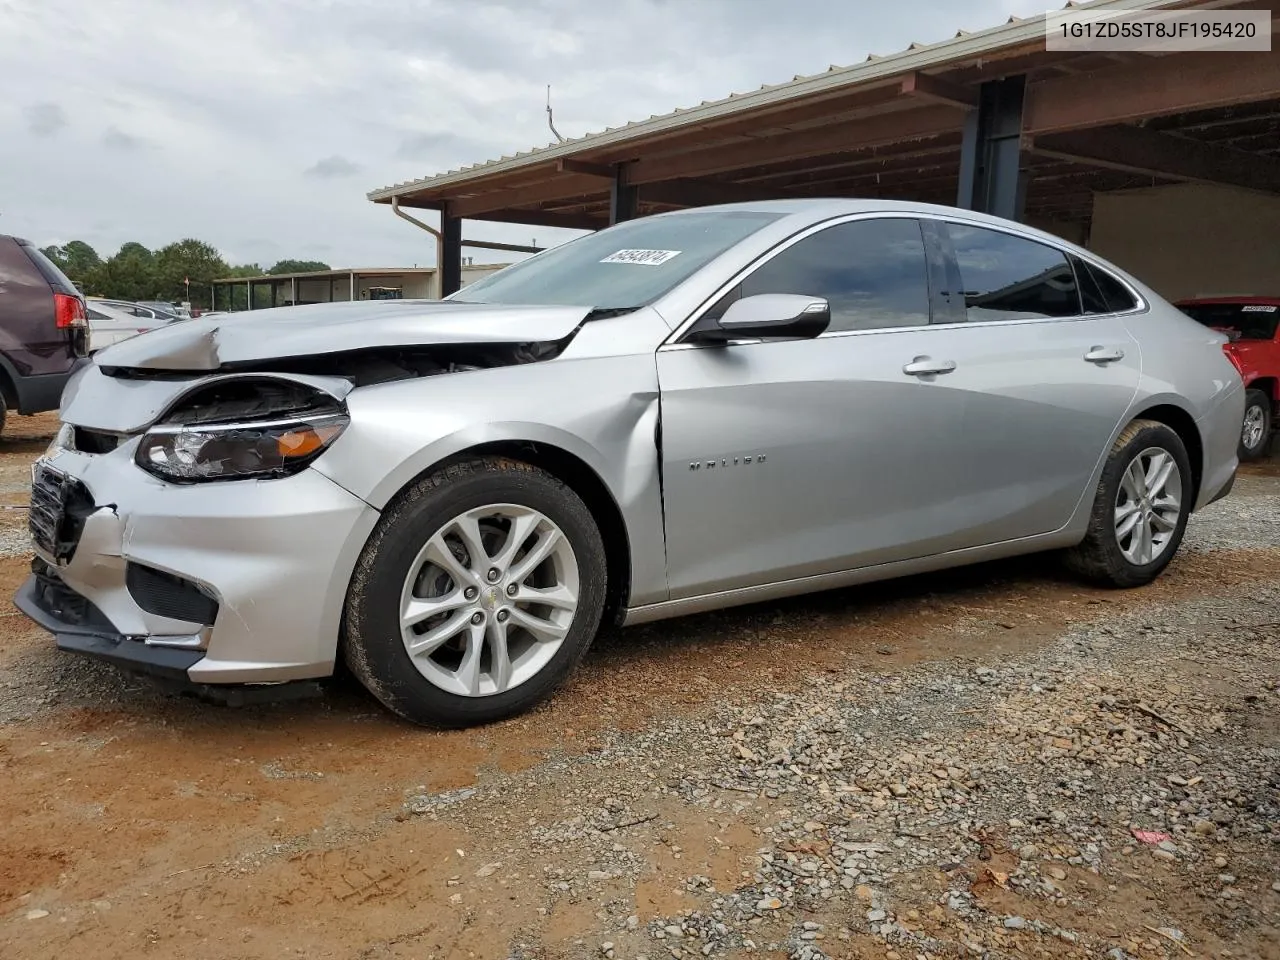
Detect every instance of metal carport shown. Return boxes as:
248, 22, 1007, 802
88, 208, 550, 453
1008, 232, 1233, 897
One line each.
367, 0, 1279, 300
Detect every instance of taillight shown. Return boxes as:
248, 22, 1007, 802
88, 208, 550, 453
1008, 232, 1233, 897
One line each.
1222, 343, 1245, 377
54, 293, 86, 329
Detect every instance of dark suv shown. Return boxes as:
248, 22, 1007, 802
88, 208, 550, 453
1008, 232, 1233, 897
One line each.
0, 235, 90, 432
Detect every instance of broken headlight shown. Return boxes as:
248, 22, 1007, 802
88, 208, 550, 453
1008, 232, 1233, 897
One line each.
135, 413, 349, 483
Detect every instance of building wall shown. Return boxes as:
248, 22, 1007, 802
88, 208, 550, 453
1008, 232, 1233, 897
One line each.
284, 264, 506, 304
1088, 183, 1280, 301
1025, 217, 1088, 248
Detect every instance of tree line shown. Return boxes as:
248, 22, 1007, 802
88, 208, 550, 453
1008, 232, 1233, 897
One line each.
40, 239, 330, 311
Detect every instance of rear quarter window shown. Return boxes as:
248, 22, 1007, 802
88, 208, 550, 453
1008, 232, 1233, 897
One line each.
19, 242, 80, 296
1077, 258, 1138, 314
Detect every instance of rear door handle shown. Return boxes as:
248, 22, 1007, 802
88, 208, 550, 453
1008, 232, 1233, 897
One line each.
1084, 346, 1125, 364
903, 357, 957, 377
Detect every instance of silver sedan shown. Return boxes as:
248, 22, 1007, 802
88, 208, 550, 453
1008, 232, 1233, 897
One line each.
18, 200, 1244, 727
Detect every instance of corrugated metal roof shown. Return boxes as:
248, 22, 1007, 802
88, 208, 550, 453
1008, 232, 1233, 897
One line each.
368, 0, 1189, 201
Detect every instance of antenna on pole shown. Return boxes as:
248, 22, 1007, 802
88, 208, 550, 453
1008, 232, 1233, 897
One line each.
546, 84, 565, 143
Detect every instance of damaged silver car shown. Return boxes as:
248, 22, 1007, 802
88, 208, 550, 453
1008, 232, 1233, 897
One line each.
17, 200, 1244, 727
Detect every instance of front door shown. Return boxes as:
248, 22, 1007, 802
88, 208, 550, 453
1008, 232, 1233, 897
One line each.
657, 215, 974, 599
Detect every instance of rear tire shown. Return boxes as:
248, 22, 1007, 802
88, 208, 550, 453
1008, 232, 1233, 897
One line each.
1239, 388, 1271, 462
343, 456, 607, 728
0, 392, 7, 436
1064, 419, 1191, 588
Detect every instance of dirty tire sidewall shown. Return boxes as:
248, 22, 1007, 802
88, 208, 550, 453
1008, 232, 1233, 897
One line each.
343, 457, 607, 728
1239, 388, 1271, 462
1064, 419, 1192, 589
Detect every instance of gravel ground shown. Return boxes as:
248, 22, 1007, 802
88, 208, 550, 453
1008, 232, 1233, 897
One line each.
0, 416, 1277, 960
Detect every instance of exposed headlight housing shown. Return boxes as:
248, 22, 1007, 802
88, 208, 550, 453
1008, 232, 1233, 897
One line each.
45, 422, 72, 458
135, 377, 350, 483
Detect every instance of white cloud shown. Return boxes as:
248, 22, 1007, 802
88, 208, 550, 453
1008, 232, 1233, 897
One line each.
0, 0, 1049, 268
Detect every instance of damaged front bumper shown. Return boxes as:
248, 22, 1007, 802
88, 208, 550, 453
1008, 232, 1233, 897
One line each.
16, 443, 380, 694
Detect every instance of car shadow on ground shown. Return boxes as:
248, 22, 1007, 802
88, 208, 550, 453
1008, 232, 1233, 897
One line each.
11, 548, 1089, 741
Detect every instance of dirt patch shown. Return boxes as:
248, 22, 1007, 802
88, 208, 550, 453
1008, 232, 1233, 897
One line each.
1, 415, 1278, 959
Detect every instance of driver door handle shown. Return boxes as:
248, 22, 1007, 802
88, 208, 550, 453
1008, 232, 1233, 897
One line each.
903, 357, 957, 377
1084, 346, 1125, 364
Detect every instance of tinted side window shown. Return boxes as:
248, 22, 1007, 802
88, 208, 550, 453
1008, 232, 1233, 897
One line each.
707, 218, 931, 333
945, 224, 1081, 321
1071, 255, 1109, 314
1081, 259, 1138, 313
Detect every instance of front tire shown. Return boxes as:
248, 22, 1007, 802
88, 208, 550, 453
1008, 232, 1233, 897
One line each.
1239, 388, 1272, 462
1064, 419, 1191, 588
343, 457, 607, 728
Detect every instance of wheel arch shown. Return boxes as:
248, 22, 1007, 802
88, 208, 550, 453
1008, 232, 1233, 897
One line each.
1245, 376, 1278, 405
1129, 402, 1204, 506
391, 439, 633, 630
0, 356, 19, 413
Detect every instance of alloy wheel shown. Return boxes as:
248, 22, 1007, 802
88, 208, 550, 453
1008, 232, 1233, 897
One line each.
398, 504, 579, 697
1242, 403, 1267, 452
1113, 446, 1182, 566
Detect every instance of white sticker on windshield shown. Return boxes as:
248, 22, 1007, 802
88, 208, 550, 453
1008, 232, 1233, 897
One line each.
600, 249, 682, 266
1241, 304, 1277, 313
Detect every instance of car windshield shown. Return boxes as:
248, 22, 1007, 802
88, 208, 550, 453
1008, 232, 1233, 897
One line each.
452, 210, 785, 310
1181, 302, 1280, 340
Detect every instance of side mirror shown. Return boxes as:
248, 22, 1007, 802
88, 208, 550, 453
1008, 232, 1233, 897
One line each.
689, 293, 831, 344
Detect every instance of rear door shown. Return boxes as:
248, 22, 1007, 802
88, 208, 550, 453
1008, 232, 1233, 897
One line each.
907, 218, 1143, 543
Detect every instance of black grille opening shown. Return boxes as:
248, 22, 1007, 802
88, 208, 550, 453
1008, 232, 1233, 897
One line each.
29, 465, 97, 562
29, 557, 116, 632
73, 427, 120, 454
126, 563, 219, 625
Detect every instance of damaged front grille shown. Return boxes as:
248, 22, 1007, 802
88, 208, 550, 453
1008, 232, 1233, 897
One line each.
72, 426, 121, 454
29, 463, 97, 562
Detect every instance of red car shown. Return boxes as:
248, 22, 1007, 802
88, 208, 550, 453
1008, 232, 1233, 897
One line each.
1176, 296, 1279, 461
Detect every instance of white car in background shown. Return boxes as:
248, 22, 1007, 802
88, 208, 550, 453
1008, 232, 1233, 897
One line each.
90, 298, 180, 323
84, 300, 167, 353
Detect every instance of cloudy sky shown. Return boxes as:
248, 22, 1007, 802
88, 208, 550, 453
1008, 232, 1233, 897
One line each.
1, 0, 1049, 270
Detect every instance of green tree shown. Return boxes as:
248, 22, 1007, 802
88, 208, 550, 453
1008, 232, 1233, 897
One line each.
40, 241, 103, 288
153, 239, 228, 309
95, 242, 157, 301
267, 259, 330, 275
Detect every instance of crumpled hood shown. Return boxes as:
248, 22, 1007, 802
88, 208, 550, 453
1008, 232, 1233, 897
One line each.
93, 299, 595, 372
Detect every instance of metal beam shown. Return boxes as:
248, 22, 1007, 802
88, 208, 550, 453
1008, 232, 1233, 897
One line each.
639, 178, 789, 208
555, 158, 615, 178
449, 174, 605, 218
463, 238, 544, 254
629, 105, 964, 183
610, 163, 637, 224
732, 136, 963, 185
440, 210, 462, 296
957, 75, 1027, 221
1029, 125, 1280, 195
373, 196, 443, 210
466, 209, 604, 231
898, 71, 976, 108
1023, 52, 1280, 135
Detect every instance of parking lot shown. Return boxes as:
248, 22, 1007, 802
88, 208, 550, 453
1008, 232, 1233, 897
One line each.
0, 410, 1274, 960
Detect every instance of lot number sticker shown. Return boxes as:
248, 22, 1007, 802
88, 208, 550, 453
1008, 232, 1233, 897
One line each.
600, 249, 682, 265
